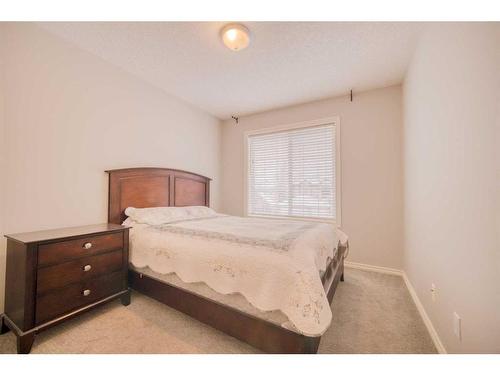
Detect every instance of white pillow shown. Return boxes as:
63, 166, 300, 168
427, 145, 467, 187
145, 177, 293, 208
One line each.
186, 206, 217, 217
124, 206, 217, 226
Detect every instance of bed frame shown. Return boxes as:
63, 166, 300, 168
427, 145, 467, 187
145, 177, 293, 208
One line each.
106, 167, 345, 354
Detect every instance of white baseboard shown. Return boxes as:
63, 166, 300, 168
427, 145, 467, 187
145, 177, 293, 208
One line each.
344, 261, 403, 276
402, 272, 447, 354
344, 260, 446, 354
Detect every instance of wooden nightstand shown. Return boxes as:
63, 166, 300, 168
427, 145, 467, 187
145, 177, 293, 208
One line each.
0, 224, 130, 354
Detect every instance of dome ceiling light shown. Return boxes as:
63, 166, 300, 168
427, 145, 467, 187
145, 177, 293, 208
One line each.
221, 23, 251, 52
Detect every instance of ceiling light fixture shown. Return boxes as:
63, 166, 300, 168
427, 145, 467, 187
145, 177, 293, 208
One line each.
221, 23, 250, 51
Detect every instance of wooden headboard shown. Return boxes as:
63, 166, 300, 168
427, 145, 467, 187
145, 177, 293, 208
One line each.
106, 168, 211, 224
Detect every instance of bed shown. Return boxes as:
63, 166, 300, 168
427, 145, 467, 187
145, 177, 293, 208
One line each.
106, 167, 347, 353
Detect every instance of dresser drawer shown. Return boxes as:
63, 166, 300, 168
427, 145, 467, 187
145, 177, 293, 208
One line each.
35, 271, 124, 324
37, 250, 123, 294
38, 232, 123, 266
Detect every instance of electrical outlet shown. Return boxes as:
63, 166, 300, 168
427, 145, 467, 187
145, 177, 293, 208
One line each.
430, 283, 437, 302
453, 312, 462, 340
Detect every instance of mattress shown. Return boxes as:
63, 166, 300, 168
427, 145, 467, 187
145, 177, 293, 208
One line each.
125, 214, 345, 336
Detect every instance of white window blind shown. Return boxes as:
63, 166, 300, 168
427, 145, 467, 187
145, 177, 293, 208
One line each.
247, 123, 336, 220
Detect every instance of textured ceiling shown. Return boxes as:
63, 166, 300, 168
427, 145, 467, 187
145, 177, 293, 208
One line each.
39, 22, 423, 119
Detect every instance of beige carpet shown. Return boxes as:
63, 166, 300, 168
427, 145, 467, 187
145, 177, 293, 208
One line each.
0, 268, 437, 354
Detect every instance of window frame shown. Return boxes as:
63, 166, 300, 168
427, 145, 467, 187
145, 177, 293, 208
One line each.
243, 116, 342, 226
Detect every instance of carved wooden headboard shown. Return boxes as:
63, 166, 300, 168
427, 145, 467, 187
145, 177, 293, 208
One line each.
106, 168, 211, 224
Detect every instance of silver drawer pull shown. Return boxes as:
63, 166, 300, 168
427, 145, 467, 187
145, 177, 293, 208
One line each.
83, 264, 92, 272
82, 289, 91, 296
83, 242, 92, 249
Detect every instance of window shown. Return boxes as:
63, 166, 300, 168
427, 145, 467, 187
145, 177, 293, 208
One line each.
246, 119, 340, 222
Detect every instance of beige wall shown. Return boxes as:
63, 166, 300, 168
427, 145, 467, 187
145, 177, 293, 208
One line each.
221, 85, 404, 269
403, 23, 500, 353
0, 23, 221, 312
0, 25, 6, 313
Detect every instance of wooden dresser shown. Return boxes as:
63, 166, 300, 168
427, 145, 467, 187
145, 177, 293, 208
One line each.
0, 224, 130, 354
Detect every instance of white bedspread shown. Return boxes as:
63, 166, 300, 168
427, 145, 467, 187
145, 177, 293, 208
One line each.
125, 214, 342, 336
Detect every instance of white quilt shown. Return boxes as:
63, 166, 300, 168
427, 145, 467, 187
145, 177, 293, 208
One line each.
125, 214, 344, 336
